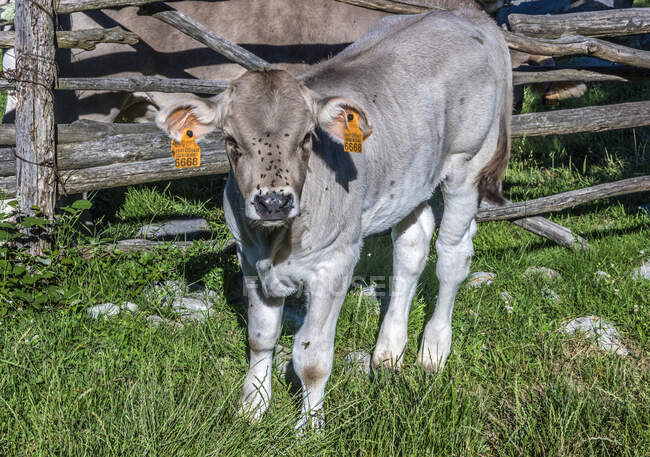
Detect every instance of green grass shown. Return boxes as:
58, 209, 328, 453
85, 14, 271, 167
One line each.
1, 74, 649, 456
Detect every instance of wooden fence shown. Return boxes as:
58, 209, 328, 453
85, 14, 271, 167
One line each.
1, 0, 649, 254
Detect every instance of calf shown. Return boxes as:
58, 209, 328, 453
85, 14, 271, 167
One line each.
156, 8, 512, 430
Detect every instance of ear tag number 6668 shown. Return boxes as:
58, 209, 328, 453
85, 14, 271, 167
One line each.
171, 129, 201, 168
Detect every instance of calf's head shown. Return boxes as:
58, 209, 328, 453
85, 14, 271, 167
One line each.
156, 69, 372, 225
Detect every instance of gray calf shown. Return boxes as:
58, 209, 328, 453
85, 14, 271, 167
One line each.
156, 9, 512, 430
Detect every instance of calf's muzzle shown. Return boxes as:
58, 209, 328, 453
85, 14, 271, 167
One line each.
253, 190, 295, 220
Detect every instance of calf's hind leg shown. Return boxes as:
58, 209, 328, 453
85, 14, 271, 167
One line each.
418, 176, 479, 373
372, 202, 435, 370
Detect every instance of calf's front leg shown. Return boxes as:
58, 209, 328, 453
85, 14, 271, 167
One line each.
240, 264, 285, 420
292, 252, 358, 431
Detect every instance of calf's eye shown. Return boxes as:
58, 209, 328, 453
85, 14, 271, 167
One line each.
301, 133, 312, 148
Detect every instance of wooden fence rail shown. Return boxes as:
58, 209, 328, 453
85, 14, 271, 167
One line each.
0, 99, 649, 195
508, 8, 650, 39
0, 27, 139, 50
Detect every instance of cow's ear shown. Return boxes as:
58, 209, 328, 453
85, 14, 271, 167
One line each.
316, 96, 372, 144
156, 95, 224, 142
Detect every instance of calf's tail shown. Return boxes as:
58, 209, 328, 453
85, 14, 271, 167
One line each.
476, 81, 511, 205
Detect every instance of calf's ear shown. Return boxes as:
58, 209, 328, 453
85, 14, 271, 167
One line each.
316, 96, 372, 144
156, 95, 224, 142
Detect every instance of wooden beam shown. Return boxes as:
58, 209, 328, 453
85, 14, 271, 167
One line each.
476, 176, 650, 222
55, 0, 160, 14
138, 2, 271, 71
511, 100, 650, 138
0, 76, 229, 94
0, 27, 139, 51
513, 66, 650, 85
509, 9, 650, 39
3, 69, 649, 95
15, 0, 56, 255
0, 99, 648, 179
333, 0, 439, 14
504, 31, 650, 70
511, 216, 589, 250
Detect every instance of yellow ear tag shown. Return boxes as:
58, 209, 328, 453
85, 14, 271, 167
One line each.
343, 112, 364, 154
171, 129, 201, 168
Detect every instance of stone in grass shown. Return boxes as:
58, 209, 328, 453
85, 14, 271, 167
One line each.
357, 283, 388, 316
152, 280, 218, 303
467, 272, 496, 288
137, 218, 211, 241
274, 344, 292, 376
171, 297, 213, 321
87, 302, 138, 319
594, 271, 611, 281
631, 260, 650, 280
524, 266, 562, 281
562, 316, 629, 356
542, 287, 561, 304
344, 351, 371, 375
500, 291, 514, 313
146, 314, 184, 329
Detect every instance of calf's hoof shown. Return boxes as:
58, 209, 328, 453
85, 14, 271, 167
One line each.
371, 346, 404, 371
417, 325, 451, 373
238, 389, 269, 422
295, 411, 325, 435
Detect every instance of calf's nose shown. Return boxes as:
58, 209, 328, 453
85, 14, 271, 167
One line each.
253, 191, 294, 219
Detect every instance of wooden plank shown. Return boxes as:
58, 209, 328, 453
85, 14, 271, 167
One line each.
509, 9, 650, 39
57, 147, 230, 194
513, 66, 650, 85
333, 0, 438, 14
55, 0, 159, 14
0, 27, 139, 51
476, 176, 650, 222
15, 0, 56, 255
504, 31, 650, 70
138, 2, 271, 71
511, 216, 589, 250
0, 76, 228, 94
0, 100, 647, 177
511, 100, 650, 137
54, 76, 229, 94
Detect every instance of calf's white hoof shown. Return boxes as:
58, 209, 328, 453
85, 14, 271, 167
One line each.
295, 411, 325, 435
371, 345, 405, 371
417, 325, 452, 373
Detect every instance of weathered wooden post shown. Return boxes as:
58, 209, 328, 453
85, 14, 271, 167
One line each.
14, 0, 57, 255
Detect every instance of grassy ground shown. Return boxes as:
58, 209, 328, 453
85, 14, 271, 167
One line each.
1, 77, 649, 455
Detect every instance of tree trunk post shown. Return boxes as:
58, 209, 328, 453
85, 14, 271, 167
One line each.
15, 0, 57, 255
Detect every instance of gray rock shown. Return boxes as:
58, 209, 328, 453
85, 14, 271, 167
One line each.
638, 203, 650, 215
150, 281, 218, 309
274, 344, 292, 376
594, 271, 611, 281
467, 271, 495, 288
356, 283, 387, 315
171, 297, 213, 321
138, 218, 211, 240
87, 302, 138, 319
344, 351, 371, 375
542, 287, 561, 303
563, 316, 629, 356
500, 291, 514, 313
631, 260, 650, 280
525, 266, 562, 281
146, 314, 184, 329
